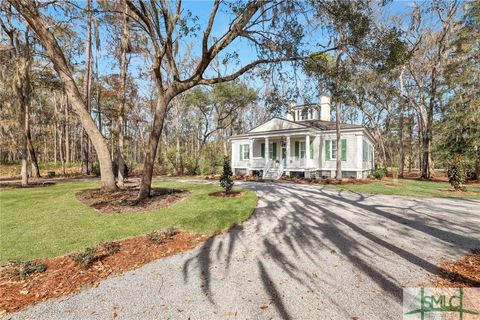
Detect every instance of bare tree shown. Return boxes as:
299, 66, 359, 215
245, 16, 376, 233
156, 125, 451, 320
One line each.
125, 0, 331, 199
1, 4, 33, 185
116, 0, 130, 187
10, 0, 117, 190
81, 0, 93, 175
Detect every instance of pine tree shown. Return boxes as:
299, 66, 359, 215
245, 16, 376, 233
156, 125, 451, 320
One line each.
220, 156, 234, 194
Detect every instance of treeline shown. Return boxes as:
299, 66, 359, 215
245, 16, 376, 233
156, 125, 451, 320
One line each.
0, 0, 478, 196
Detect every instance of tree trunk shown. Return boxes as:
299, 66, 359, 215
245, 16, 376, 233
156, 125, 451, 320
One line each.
116, 1, 129, 187
23, 99, 40, 178
65, 97, 70, 163
26, 108, 40, 178
54, 93, 66, 175
54, 123, 58, 163
335, 100, 342, 180
476, 148, 480, 182
138, 95, 171, 200
81, 0, 93, 176
422, 99, 434, 180
20, 101, 28, 186
398, 68, 405, 178
12, 0, 117, 191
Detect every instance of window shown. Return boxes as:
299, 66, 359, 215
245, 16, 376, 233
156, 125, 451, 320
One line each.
240, 144, 249, 160
300, 141, 306, 159
327, 139, 346, 161
331, 139, 337, 159
301, 109, 308, 120
261, 143, 277, 159
363, 140, 373, 162
294, 141, 306, 159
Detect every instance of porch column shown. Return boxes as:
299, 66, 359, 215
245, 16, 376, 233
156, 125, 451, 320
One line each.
265, 137, 269, 163
249, 138, 253, 173
286, 136, 290, 168
305, 134, 310, 168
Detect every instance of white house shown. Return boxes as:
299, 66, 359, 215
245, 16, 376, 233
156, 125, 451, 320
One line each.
230, 96, 375, 179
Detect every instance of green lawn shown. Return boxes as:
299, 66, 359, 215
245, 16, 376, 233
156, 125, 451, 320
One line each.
324, 178, 480, 200
0, 181, 257, 265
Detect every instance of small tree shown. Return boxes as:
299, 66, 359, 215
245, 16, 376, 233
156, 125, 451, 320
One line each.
447, 155, 467, 191
220, 156, 234, 194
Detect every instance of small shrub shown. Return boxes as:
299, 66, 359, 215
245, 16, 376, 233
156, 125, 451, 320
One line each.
219, 156, 234, 194
447, 155, 467, 191
164, 227, 179, 238
100, 241, 120, 256
147, 230, 167, 245
20, 261, 47, 277
372, 167, 387, 180
4, 260, 47, 279
70, 247, 96, 267
147, 228, 179, 245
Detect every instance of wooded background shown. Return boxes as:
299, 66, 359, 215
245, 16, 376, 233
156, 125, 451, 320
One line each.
1, 0, 479, 194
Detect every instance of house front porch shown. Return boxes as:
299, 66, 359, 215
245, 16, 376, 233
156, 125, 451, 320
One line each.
232, 134, 317, 178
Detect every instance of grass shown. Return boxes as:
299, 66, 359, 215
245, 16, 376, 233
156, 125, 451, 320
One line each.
324, 178, 480, 200
0, 181, 257, 265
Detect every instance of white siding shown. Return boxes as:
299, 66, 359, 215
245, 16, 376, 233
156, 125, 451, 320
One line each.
320, 132, 362, 171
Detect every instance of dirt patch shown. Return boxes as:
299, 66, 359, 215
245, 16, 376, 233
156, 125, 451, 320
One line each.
0, 181, 56, 189
0, 232, 208, 313
75, 187, 188, 214
439, 188, 476, 195
384, 183, 406, 187
209, 191, 244, 198
433, 249, 480, 287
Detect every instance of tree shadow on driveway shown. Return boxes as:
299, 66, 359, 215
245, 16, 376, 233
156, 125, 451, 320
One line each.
181, 182, 480, 319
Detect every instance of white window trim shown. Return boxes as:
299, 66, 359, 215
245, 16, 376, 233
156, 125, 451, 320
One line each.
299, 141, 306, 159
331, 139, 337, 160
243, 143, 250, 160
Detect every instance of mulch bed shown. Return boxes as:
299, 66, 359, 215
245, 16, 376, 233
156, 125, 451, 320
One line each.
0, 232, 208, 314
209, 191, 244, 198
434, 249, 480, 287
0, 181, 56, 189
278, 176, 376, 185
439, 188, 477, 195
75, 187, 188, 214
384, 183, 406, 187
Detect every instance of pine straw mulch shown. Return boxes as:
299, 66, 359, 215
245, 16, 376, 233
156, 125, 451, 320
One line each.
278, 176, 377, 185
209, 191, 244, 198
75, 187, 189, 214
0, 181, 56, 189
439, 188, 477, 195
433, 249, 480, 287
384, 183, 406, 187
0, 232, 208, 314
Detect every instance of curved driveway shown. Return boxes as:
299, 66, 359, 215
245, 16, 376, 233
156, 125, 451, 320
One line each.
10, 182, 480, 319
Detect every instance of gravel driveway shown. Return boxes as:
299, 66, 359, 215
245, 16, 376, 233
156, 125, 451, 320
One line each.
9, 182, 480, 320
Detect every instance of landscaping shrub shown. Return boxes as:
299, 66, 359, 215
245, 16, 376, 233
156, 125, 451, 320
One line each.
21, 261, 47, 276
100, 241, 120, 256
219, 156, 234, 194
372, 167, 387, 180
447, 155, 467, 191
164, 227, 179, 238
147, 228, 179, 245
69, 247, 96, 267
4, 260, 47, 278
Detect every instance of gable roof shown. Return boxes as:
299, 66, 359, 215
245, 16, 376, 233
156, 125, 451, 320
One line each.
230, 116, 374, 142
249, 117, 307, 133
